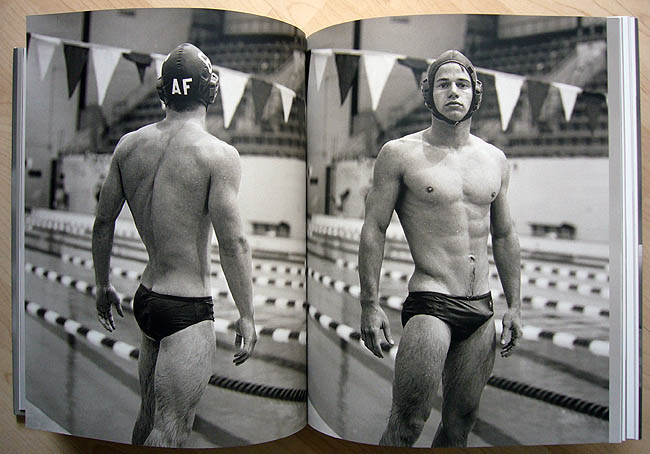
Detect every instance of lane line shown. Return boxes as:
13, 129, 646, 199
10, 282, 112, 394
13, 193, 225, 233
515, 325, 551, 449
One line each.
25, 262, 306, 345
307, 267, 610, 319
26, 301, 306, 402
307, 303, 609, 419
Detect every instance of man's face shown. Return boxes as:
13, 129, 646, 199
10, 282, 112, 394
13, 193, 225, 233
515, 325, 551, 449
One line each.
432, 63, 473, 122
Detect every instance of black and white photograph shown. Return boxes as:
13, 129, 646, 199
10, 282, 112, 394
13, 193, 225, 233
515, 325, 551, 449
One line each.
23, 8, 307, 447
305, 14, 611, 447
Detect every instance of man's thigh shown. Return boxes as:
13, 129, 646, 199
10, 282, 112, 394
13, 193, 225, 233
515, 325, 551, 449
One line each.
154, 320, 216, 408
392, 315, 452, 408
441, 317, 496, 411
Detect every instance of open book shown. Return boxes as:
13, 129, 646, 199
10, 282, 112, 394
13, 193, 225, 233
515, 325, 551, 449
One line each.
12, 8, 641, 449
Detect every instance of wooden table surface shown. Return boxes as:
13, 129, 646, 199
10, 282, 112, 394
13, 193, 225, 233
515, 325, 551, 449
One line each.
0, 1, 647, 453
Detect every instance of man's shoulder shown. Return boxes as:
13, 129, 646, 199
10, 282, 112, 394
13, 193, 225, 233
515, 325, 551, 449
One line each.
379, 131, 423, 159
115, 122, 159, 150
470, 134, 507, 162
384, 130, 426, 150
195, 133, 238, 160
192, 134, 240, 175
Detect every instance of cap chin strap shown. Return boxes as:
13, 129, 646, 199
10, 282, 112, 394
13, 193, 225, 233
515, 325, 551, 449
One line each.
430, 107, 471, 126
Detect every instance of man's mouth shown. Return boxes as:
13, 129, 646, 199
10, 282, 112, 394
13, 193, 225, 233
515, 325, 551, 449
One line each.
446, 101, 463, 107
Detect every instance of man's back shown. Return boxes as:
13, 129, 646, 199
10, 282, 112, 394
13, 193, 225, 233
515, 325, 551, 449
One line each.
116, 118, 226, 297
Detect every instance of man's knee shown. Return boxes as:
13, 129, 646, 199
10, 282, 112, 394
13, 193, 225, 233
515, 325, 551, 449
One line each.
384, 410, 428, 446
441, 400, 481, 438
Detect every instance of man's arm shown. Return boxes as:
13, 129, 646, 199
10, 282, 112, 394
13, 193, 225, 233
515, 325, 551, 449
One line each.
92, 141, 126, 332
490, 154, 523, 357
358, 142, 401, 358
207, 144, 256, 366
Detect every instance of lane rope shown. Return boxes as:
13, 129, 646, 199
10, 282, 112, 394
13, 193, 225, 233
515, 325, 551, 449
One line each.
306, 272, 609, 357
306, 267, 610, 320
307, 303, 608, 419
25, 244, 307, 311
27, 216, 306, 265
308, 224, 609, 268
25, 301, 306, 402
308, 236, 608, 283
27, 227, 306, 277
313, 251, 608, 297
24, 262, 306, 345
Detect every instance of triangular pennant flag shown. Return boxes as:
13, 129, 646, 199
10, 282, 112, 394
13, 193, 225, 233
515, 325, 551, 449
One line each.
554, 82, 583, 122
493, 72, 525, 131
397, 56, 429, 88
582, 92, 605, 132
275, 83, 296, 123
63, 44, 89, 98
153, 55, 164, 79
251, 79, 273, 122
35, 35, 61, 80
363, 53, 397, 111
122, 52, 153, 83
527, 80, 550, 124
217, 67, 250, 129
334, 53, 360, 105
91, 47, 123, 106
312, 50, 330, 91
293, 49, 303, 74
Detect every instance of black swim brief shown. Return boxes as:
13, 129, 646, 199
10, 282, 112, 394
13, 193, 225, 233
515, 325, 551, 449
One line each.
132, 284, 214, 342
401, 291, 494, 342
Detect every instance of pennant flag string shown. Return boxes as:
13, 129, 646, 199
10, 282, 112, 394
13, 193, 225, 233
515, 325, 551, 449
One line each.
28, 33, 298, 128
316, 47, 604, 130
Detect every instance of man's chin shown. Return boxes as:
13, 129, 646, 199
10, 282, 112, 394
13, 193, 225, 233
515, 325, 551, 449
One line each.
440, 113, 466, 123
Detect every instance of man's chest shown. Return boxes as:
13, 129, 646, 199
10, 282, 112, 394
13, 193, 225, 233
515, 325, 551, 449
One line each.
401, 152, 501, 207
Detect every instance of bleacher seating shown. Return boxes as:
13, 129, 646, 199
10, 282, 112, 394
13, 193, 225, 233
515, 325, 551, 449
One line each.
378, 20, 608, 158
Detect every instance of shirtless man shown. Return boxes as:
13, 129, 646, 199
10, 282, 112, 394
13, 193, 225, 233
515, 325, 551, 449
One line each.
92, 43, 257, 447
359, 50, 522, 447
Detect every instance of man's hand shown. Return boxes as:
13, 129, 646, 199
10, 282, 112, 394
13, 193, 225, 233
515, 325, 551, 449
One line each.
360, 301, 394, 358
96, 284, 124, 332
500, 308, 522, 357
233, 317, 257, 366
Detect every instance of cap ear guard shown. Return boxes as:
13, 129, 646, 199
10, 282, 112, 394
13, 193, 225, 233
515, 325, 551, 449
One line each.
207, 72, 219, 105
156, 76, 167, 104
421, 76, 434, 111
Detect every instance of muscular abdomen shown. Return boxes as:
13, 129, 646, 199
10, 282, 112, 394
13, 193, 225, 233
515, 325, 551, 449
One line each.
397, 191, 492, 297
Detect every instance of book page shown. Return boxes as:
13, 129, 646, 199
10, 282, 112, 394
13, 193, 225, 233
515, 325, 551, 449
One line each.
21, 8, 307, 447
305, 13, 619, 447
